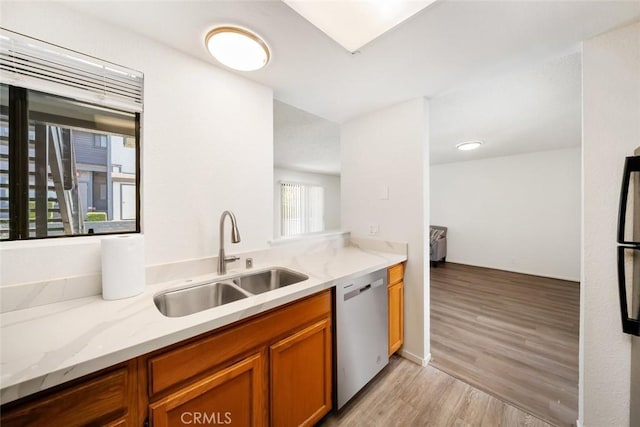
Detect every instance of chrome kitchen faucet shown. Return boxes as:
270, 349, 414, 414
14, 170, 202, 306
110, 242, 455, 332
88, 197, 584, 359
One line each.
217, 210, 241, 275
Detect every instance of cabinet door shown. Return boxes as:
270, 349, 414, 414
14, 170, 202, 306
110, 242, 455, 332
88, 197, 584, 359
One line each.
149, 352, 266, 427
388, 263, 404, 285
270, 318, 332, 427
388, 281, 404, 356
0, 361, 136, 427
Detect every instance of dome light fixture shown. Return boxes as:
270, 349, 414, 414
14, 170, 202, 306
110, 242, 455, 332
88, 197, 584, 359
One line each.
205, 26, 270, 71
456, 140, 483, 151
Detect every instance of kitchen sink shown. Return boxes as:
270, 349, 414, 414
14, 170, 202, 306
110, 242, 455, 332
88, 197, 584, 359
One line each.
154, 267, 309, 317
154, 281, 251, 318
230, 267, 309, 295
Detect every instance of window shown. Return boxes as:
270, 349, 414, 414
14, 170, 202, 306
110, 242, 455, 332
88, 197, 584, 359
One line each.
0, 29, 143, 240
280, 182, 325, 237
0, 85, 140, 240
94, 134, 108, 148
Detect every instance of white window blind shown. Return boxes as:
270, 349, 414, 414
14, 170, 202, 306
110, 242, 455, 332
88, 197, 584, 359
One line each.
0, 28, 143, 112
280, 182, 325, 237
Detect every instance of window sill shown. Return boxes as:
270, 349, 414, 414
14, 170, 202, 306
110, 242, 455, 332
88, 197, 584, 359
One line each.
268, 230, 348, 247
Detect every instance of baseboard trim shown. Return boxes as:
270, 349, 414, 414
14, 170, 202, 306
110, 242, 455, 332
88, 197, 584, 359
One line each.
436, 261, 580, 283
398, 349, 431, 367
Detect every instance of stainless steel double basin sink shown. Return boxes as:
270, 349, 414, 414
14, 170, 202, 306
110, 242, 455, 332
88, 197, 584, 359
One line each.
154, 267, 309, 317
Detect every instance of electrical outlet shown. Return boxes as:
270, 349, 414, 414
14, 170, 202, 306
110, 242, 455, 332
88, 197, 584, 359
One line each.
369, 225, 379, 235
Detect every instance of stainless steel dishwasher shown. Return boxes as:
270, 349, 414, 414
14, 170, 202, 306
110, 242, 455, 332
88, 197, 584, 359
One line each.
336, 268, 388, 409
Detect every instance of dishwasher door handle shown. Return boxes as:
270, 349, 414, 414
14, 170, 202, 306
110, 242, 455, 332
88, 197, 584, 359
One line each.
344, 283, 372, 301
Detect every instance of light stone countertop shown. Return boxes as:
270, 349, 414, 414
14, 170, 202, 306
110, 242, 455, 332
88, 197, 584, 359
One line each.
0, 238, 406, 404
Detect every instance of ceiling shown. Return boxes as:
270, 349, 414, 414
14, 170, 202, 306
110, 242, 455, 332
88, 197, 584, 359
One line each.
430, 50, 582, 164
66, 0, 640, 125
61, 0, 639, 165
274, 101, 340, 175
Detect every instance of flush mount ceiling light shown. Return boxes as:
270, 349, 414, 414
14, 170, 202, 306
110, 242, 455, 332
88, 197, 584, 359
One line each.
283, 0, 437, 53
205, 26, 270, 71
456, 140, 484, 151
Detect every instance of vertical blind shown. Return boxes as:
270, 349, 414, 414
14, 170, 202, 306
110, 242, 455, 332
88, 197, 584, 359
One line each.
280, 182, 324, 237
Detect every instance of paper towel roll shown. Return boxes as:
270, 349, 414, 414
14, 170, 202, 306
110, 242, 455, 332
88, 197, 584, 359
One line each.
101, 234, 145, 300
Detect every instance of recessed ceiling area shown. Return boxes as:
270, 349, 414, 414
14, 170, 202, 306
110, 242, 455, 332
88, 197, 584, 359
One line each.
282, 0, 437, 52
64, 1, 640, 123
274, 100, 340, 175
430, 51, 582, 164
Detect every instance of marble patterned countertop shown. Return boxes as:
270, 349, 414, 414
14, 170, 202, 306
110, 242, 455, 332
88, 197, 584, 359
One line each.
0, 235, 406, 404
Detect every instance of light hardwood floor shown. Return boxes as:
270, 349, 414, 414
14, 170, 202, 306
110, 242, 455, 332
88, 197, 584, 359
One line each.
430, 263, 580, 427
319, 356, 553, 427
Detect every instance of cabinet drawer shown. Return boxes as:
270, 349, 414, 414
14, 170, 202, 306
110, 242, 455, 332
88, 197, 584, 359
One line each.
1, 362, 135, 427
388, 263, 404, 285
147, 290, 331, 398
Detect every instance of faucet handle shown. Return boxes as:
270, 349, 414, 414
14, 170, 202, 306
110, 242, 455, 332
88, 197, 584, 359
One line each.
225, 255, 240, 263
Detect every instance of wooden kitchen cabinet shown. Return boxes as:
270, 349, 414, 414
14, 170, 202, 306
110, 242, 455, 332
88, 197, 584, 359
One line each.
149, 352, 266, 427
388, 263, 404, 356
143, 288, 332, 427
1, 290, 332, 427
0, 360, 137, 427
270, 318, 332, 427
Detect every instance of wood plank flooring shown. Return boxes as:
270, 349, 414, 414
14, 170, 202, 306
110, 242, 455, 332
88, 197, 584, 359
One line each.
430, 263, 580, 427
319, 355, 553, 427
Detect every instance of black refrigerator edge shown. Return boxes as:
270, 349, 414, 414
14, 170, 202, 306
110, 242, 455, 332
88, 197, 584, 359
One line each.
616, 149, 640, 427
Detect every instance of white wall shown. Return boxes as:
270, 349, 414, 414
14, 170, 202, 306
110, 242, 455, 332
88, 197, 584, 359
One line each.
581, 21, 639, 427
341, 98, 429, 364
431, 148, 581, 281
273, 168, 340, 237
0, 3, 273, 285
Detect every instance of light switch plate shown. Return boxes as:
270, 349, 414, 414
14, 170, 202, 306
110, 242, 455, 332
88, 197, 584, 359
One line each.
379, 185, 389, 200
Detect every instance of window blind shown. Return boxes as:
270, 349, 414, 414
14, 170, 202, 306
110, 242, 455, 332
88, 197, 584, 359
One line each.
280, 182, 325, 237
0, 28, 143, 112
